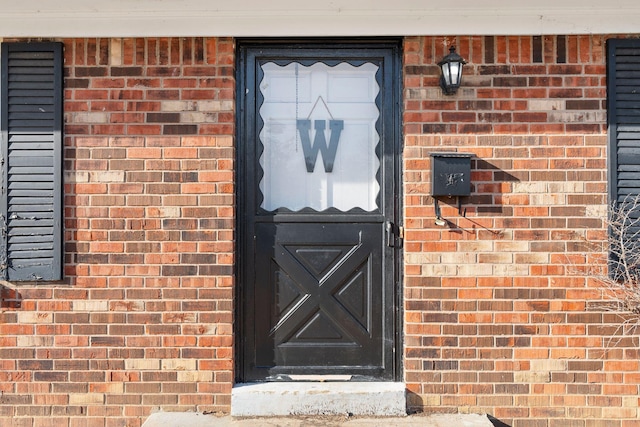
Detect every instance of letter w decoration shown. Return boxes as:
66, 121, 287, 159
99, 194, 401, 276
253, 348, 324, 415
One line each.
296, 119, 344, 173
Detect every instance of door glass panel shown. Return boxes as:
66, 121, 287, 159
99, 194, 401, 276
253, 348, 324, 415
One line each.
258, 62, 380, 211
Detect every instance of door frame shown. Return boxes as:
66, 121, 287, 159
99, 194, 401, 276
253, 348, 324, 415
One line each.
234, 38, 404, 383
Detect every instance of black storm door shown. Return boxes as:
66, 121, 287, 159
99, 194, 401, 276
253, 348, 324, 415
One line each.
237, 41, 401, 382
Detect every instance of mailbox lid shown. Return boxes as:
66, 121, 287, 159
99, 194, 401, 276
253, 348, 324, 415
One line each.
430, 152, 473, 197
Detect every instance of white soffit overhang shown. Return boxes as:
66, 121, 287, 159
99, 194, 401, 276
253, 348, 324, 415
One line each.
1, 1, 640, 38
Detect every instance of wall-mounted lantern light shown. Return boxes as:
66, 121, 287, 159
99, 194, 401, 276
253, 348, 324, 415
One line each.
438, 46, 467, 95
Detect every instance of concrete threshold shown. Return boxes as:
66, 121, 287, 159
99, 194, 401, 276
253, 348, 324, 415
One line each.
142, 382, 496, 426
230, 382, 407, 417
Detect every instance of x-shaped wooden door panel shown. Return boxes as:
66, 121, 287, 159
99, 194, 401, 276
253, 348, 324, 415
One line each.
254, 223, 383, 371
272, 239, 373, 345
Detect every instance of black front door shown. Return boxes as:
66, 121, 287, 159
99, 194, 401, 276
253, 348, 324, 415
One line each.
237, 41, 401, 382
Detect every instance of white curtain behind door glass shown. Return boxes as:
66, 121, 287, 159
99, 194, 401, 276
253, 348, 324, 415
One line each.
259, 62, 380, 211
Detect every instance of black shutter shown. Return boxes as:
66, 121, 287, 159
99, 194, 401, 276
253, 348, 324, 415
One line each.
1, 42, 63, 281
607, 39, 640, 279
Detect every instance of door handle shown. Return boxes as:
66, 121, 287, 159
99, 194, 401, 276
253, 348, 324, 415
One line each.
386, 221, 403, 248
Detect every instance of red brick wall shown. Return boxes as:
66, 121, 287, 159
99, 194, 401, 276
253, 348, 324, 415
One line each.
0, 38, 235, 427
0, 34, 636, 427
403, 35, 637, 427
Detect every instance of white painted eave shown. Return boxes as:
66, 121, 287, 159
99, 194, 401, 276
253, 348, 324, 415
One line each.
1, 1, 640, 38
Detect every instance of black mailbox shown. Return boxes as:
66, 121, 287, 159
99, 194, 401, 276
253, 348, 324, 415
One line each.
430, 152, 472, 197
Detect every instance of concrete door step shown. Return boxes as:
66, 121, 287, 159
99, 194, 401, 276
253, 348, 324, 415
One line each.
230, 382, 407, 417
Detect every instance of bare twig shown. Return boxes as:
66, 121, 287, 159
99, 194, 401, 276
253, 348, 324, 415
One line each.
579, 194, 640, 347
